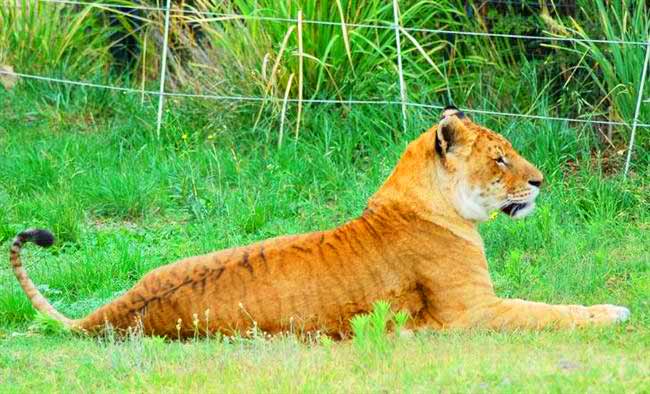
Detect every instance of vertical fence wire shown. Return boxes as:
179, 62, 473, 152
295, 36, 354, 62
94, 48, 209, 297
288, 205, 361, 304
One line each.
295, 10, 304, 140
155, 0, 173, 139
623, 38, 650, 178
392, 0, 408, 133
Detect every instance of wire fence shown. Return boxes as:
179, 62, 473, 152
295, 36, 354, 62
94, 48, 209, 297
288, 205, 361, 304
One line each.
1, 0, 649, 177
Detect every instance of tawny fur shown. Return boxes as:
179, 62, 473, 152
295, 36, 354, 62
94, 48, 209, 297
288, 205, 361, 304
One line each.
10, 109, 630, 338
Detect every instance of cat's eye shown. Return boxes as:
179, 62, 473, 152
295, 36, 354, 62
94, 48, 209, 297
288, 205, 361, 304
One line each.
495, 156, 507, 165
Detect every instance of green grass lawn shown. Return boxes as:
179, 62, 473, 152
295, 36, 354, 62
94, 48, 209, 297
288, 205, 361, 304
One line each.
2, 330, 649, 393
1, 89, 649, 392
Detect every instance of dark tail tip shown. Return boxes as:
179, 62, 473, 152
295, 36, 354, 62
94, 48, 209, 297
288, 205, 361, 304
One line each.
18, 229, 55, 248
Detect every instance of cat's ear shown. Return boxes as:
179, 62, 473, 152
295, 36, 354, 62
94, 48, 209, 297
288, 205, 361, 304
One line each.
435, 106, 469, 157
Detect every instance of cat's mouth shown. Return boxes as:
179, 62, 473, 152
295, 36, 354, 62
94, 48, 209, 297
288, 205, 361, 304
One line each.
500, 202, 530, 217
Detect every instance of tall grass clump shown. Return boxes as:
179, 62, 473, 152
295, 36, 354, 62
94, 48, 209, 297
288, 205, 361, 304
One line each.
116, 0, 499, 140
153, 1, 487, 109
543, 0, 650, 150
0, 1, 115, 79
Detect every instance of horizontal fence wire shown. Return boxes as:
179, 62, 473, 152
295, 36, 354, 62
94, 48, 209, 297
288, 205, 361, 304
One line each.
24, 0, 167, 11
2, 69, 649, 129
11, 0, 648, 46
3, 0, 647, 176
32, 0, 576, 11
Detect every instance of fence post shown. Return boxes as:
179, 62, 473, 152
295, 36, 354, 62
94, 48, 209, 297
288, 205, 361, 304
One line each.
392, 0, 408, 133
155, 0, 173, 139
623, 39, 650, 178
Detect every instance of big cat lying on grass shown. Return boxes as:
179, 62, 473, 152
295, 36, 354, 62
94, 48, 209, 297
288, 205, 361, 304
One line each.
10, 107, 630, 339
